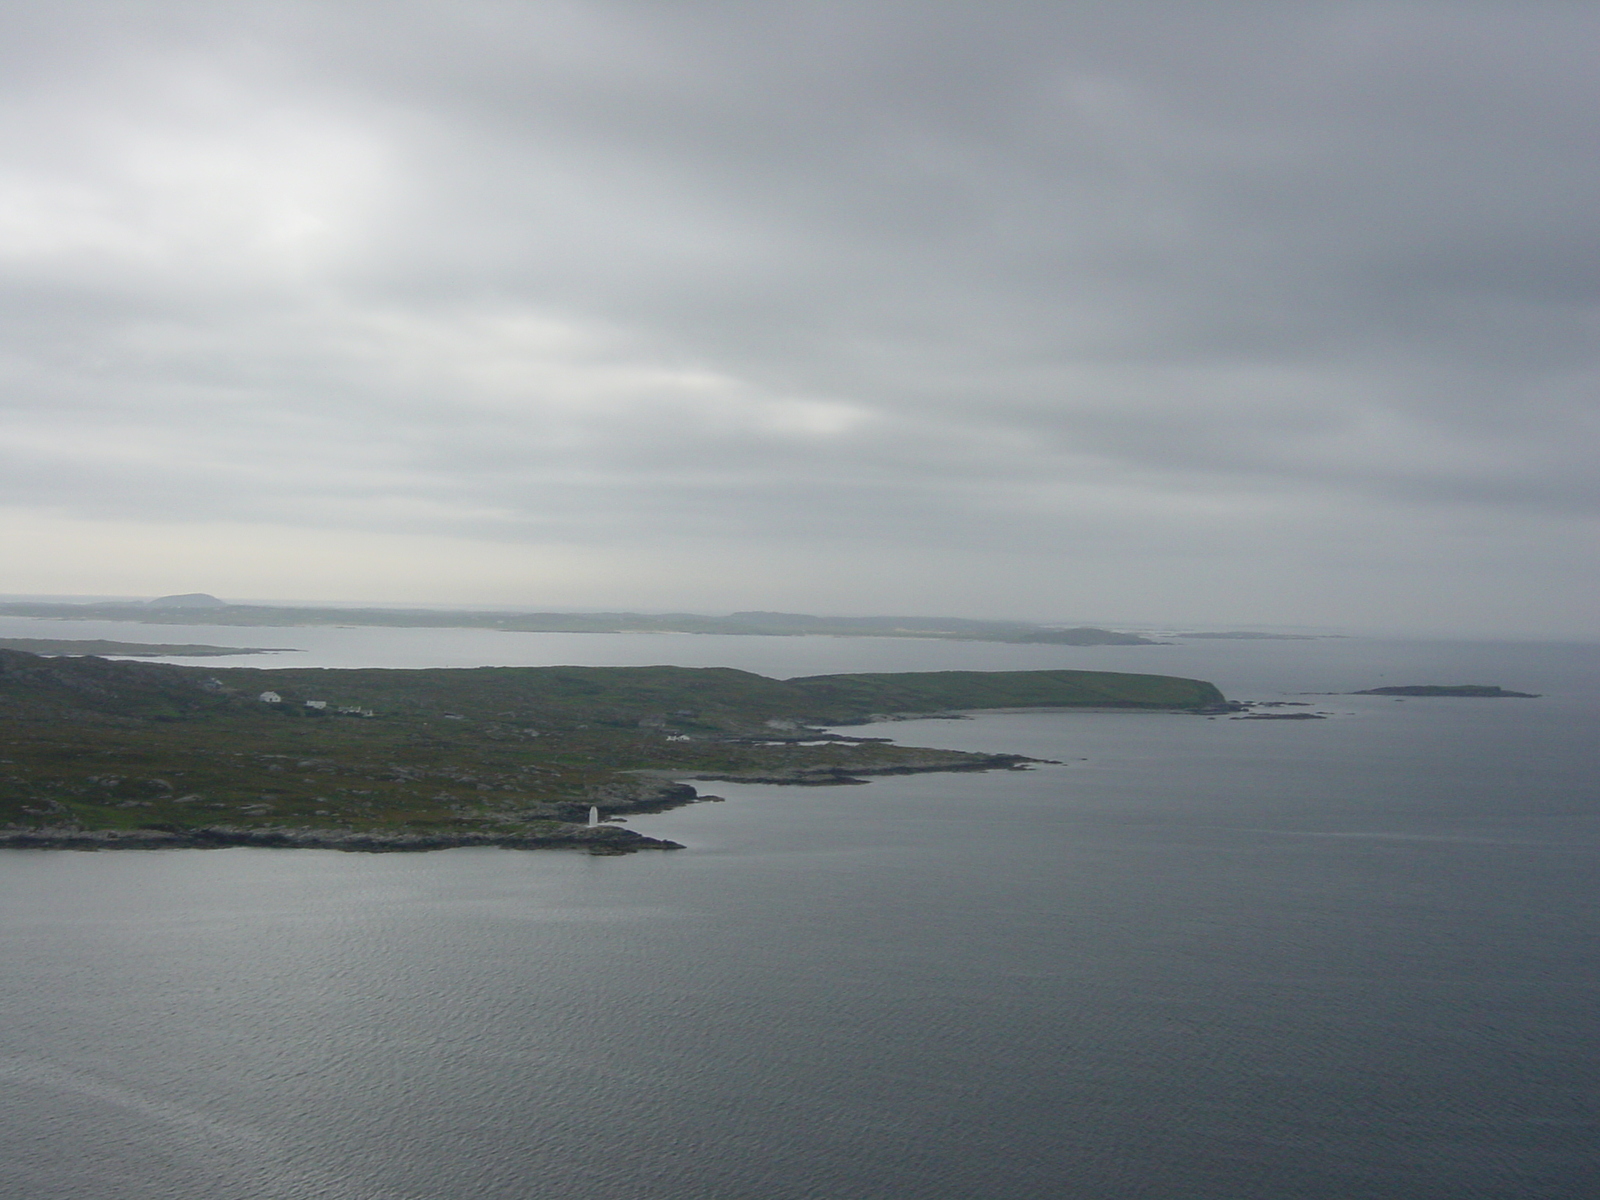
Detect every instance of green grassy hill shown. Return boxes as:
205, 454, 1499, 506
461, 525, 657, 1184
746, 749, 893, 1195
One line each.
1, 653, 1220, 729
786, 669, 1221, 717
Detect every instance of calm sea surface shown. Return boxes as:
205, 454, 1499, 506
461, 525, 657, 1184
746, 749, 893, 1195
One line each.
1, 625, 1596, 1199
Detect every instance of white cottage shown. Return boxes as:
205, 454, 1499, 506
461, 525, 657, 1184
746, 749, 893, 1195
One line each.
258, 691, 282, 704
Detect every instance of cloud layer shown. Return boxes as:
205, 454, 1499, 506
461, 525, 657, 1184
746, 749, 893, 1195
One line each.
2, 1, 1596, 633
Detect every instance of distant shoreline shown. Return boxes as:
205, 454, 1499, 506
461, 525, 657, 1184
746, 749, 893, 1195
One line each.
0, 638, 300, 658
0, 601, 1164, 646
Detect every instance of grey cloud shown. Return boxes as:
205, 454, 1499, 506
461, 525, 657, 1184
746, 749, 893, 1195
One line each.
1, 1, 1596, 631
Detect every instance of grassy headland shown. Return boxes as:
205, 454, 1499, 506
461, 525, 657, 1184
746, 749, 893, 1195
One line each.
0, 650, 1225, 853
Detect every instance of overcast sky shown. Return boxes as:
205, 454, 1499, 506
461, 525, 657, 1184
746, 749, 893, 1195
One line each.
1, 1, 1595, 634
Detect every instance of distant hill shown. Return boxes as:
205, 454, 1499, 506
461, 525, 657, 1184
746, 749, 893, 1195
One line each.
146, 593, 227, 608
0, 600, 1161, 646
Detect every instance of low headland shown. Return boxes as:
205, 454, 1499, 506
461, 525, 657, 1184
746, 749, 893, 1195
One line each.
0, 649, 1227, 854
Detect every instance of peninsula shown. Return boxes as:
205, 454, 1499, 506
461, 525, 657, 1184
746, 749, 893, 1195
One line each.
0, 649, 1226, 854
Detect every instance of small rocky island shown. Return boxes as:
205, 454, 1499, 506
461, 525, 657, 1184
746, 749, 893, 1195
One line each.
0, 650, 1227, 854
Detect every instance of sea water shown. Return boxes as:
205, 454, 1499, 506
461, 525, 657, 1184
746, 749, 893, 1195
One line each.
1, 631, 1595, 1198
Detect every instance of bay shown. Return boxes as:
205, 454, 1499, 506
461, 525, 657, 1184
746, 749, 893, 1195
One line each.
1, 629, 1596, 1198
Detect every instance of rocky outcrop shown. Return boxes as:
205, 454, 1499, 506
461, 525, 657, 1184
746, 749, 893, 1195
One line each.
579, 777, 699, 814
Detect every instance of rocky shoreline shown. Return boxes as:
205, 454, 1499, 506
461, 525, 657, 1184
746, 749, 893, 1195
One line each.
0, 754, 1044, 853
0, 822, 682, 855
